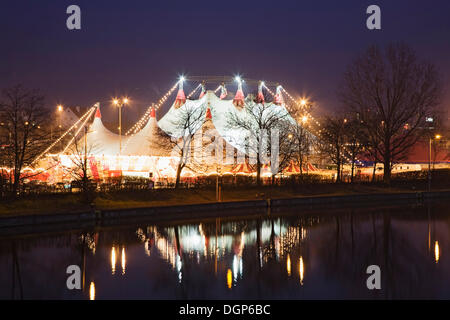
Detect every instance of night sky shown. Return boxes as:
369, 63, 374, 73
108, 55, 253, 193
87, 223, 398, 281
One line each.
1, 0, 450, 124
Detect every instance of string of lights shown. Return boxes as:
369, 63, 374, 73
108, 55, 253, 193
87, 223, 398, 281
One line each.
61, 107, 97, 154
33, 105, 97, 164
284, 87, 358, 163
186, 84, 201, 99
264, 84, 355, 163
125, 80, 180, 136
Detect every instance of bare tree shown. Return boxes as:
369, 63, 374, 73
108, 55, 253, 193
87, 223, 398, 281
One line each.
343, 118, 365, 183
340, 43, 441, 183
0, 85, 50, 196
268, 120, 296, 184
290, 121, 313, 178
160, 104, 206, 188
64, 126, 96, 202
318, 117, 347, 183
226, 101, 289, 186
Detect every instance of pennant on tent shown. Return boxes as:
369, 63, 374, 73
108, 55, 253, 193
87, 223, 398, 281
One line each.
199, 81, 206, 99
256, 81, 265, 104
220, 83, 228, 100
273, 85, 284, 105
205, 107, 212, 120
174, 81, 186, 108
233, 81, 245, 108
95, 106, 102, 118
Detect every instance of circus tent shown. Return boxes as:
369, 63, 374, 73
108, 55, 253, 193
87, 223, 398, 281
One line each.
83, 107, 130, 156
158, 90, 297, 154
40, 78, 316, 182
122, 107, 171, 156
231, 162, 254, 175
284, 161, 300, 174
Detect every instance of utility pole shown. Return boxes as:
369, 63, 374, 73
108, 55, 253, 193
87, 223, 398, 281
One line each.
428, 134, 442, 192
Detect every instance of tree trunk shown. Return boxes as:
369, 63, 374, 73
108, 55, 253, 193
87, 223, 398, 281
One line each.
12, 171, 20, 197
336, 159, 341, 183
256, 159, 261, 186
372, 162, 377, 183
175, 163, 183, 189
383, 157, 391, 185
351, 159, 355, 183
299, 153, 303, 178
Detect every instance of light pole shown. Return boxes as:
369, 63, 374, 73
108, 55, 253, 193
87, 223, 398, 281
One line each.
428, 134, 442, 191
57, 105, 63, 150
216, 165, 222, 202
113, 97, 129, 154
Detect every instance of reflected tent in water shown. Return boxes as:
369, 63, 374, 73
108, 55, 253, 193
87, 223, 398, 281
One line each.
0, 200, 449, 299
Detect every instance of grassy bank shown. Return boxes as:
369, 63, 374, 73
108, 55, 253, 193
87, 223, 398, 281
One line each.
1, 182, 446, 217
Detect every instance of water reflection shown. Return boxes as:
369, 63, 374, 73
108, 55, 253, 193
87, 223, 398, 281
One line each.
0, 201, 449, 299
286, 254, 291, 277
111, 246, 116, 275
89, 282, 95, 300
435, 241, 440, 263
121, 247, 126, 275
299, 256, 304, 285
226, 269, 232, 289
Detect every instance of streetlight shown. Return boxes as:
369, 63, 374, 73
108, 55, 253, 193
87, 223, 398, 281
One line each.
113, 97, 129, 153
428, 134, 442, 191
57, 105, 63, 149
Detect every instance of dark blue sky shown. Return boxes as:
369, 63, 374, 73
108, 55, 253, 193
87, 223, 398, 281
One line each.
1, 0, 449, 123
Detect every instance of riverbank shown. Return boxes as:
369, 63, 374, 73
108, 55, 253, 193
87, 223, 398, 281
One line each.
0, 183, 438, 217
1, 184, 449, 230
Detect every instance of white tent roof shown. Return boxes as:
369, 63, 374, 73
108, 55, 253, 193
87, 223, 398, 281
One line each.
84, 107, 129, 156
74, 90, 301, 157
158, 90, 297, 153
122, 111, 172, 156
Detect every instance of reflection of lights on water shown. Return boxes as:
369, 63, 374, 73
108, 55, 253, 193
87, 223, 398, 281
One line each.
89, 282, 95, 300
299, 256, 304, 285
435, 241, 440, 263
144, 239, 150, 256
233, 256, 238, 282
240, 231, 245, 255
176, 254, 183, 283
227, 269, 232, 289
301, 227, 307, 240
111, 246, 116, 275
232, 255, 243, 282
121, 247, 126, 275
287, 254, 291, 276
259, 250, 262, 268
